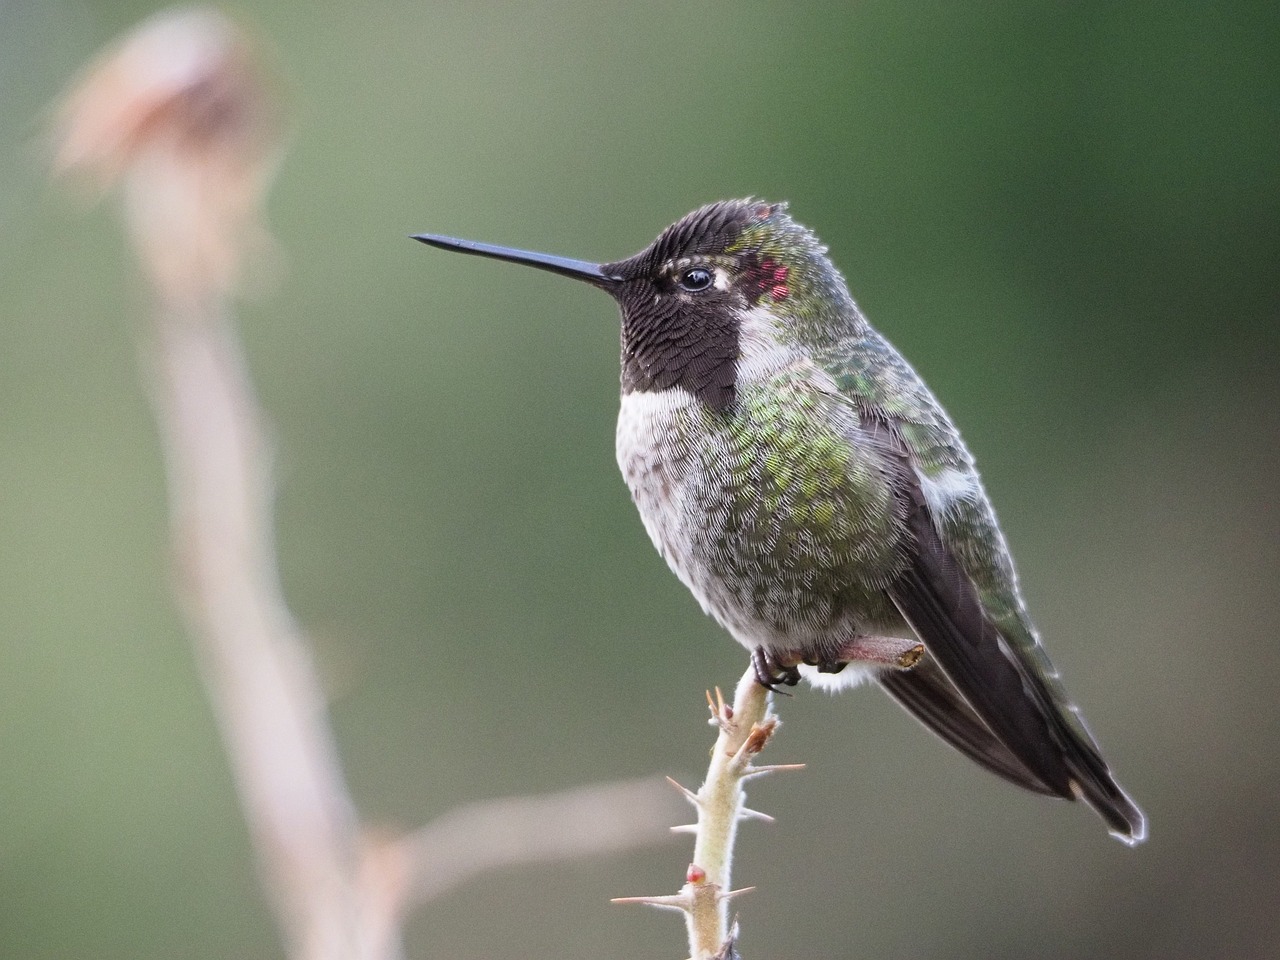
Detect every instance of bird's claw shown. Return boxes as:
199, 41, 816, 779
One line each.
751, 647, 802, 693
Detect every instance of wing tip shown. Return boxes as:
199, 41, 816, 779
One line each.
1069, 776, 1148, 845
1105, 797, 1149, 846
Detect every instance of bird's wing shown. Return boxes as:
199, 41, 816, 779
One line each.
885, 464, 1145, 841
821, 331, 1146, 843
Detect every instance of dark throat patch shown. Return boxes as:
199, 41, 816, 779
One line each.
616, 284, 738, 412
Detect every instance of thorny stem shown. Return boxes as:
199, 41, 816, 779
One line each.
691, 670, 769, 928
616, 665, 801, 959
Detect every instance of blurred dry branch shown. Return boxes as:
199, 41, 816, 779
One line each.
397, 776, 685, 908
51, 8, 680, 960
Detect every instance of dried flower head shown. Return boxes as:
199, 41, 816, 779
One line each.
52, 7, 283, 302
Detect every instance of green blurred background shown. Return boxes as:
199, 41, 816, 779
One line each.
3, 1, 1278, 957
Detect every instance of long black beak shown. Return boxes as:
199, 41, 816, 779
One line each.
412, 233, 622, 287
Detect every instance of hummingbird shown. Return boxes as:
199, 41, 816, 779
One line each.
413, 199, 1146, 844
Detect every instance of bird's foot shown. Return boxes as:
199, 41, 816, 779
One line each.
751, 638, 922, 692
751, 647, 802, 693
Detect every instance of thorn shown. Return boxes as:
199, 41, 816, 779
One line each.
743, 717, 779, 754
737, 806, 775, 823
718, 886, 756, 903
665, 775, 702, 808
706, 686, 732, 726
611, 893, 693, 913
729, 718, 780, 771
670, 823, 698, 834
741, 762, 806, 780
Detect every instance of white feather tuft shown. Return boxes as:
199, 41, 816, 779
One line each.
799, 662, 879, 693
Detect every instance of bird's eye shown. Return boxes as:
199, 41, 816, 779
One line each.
678, 267, 714, 292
